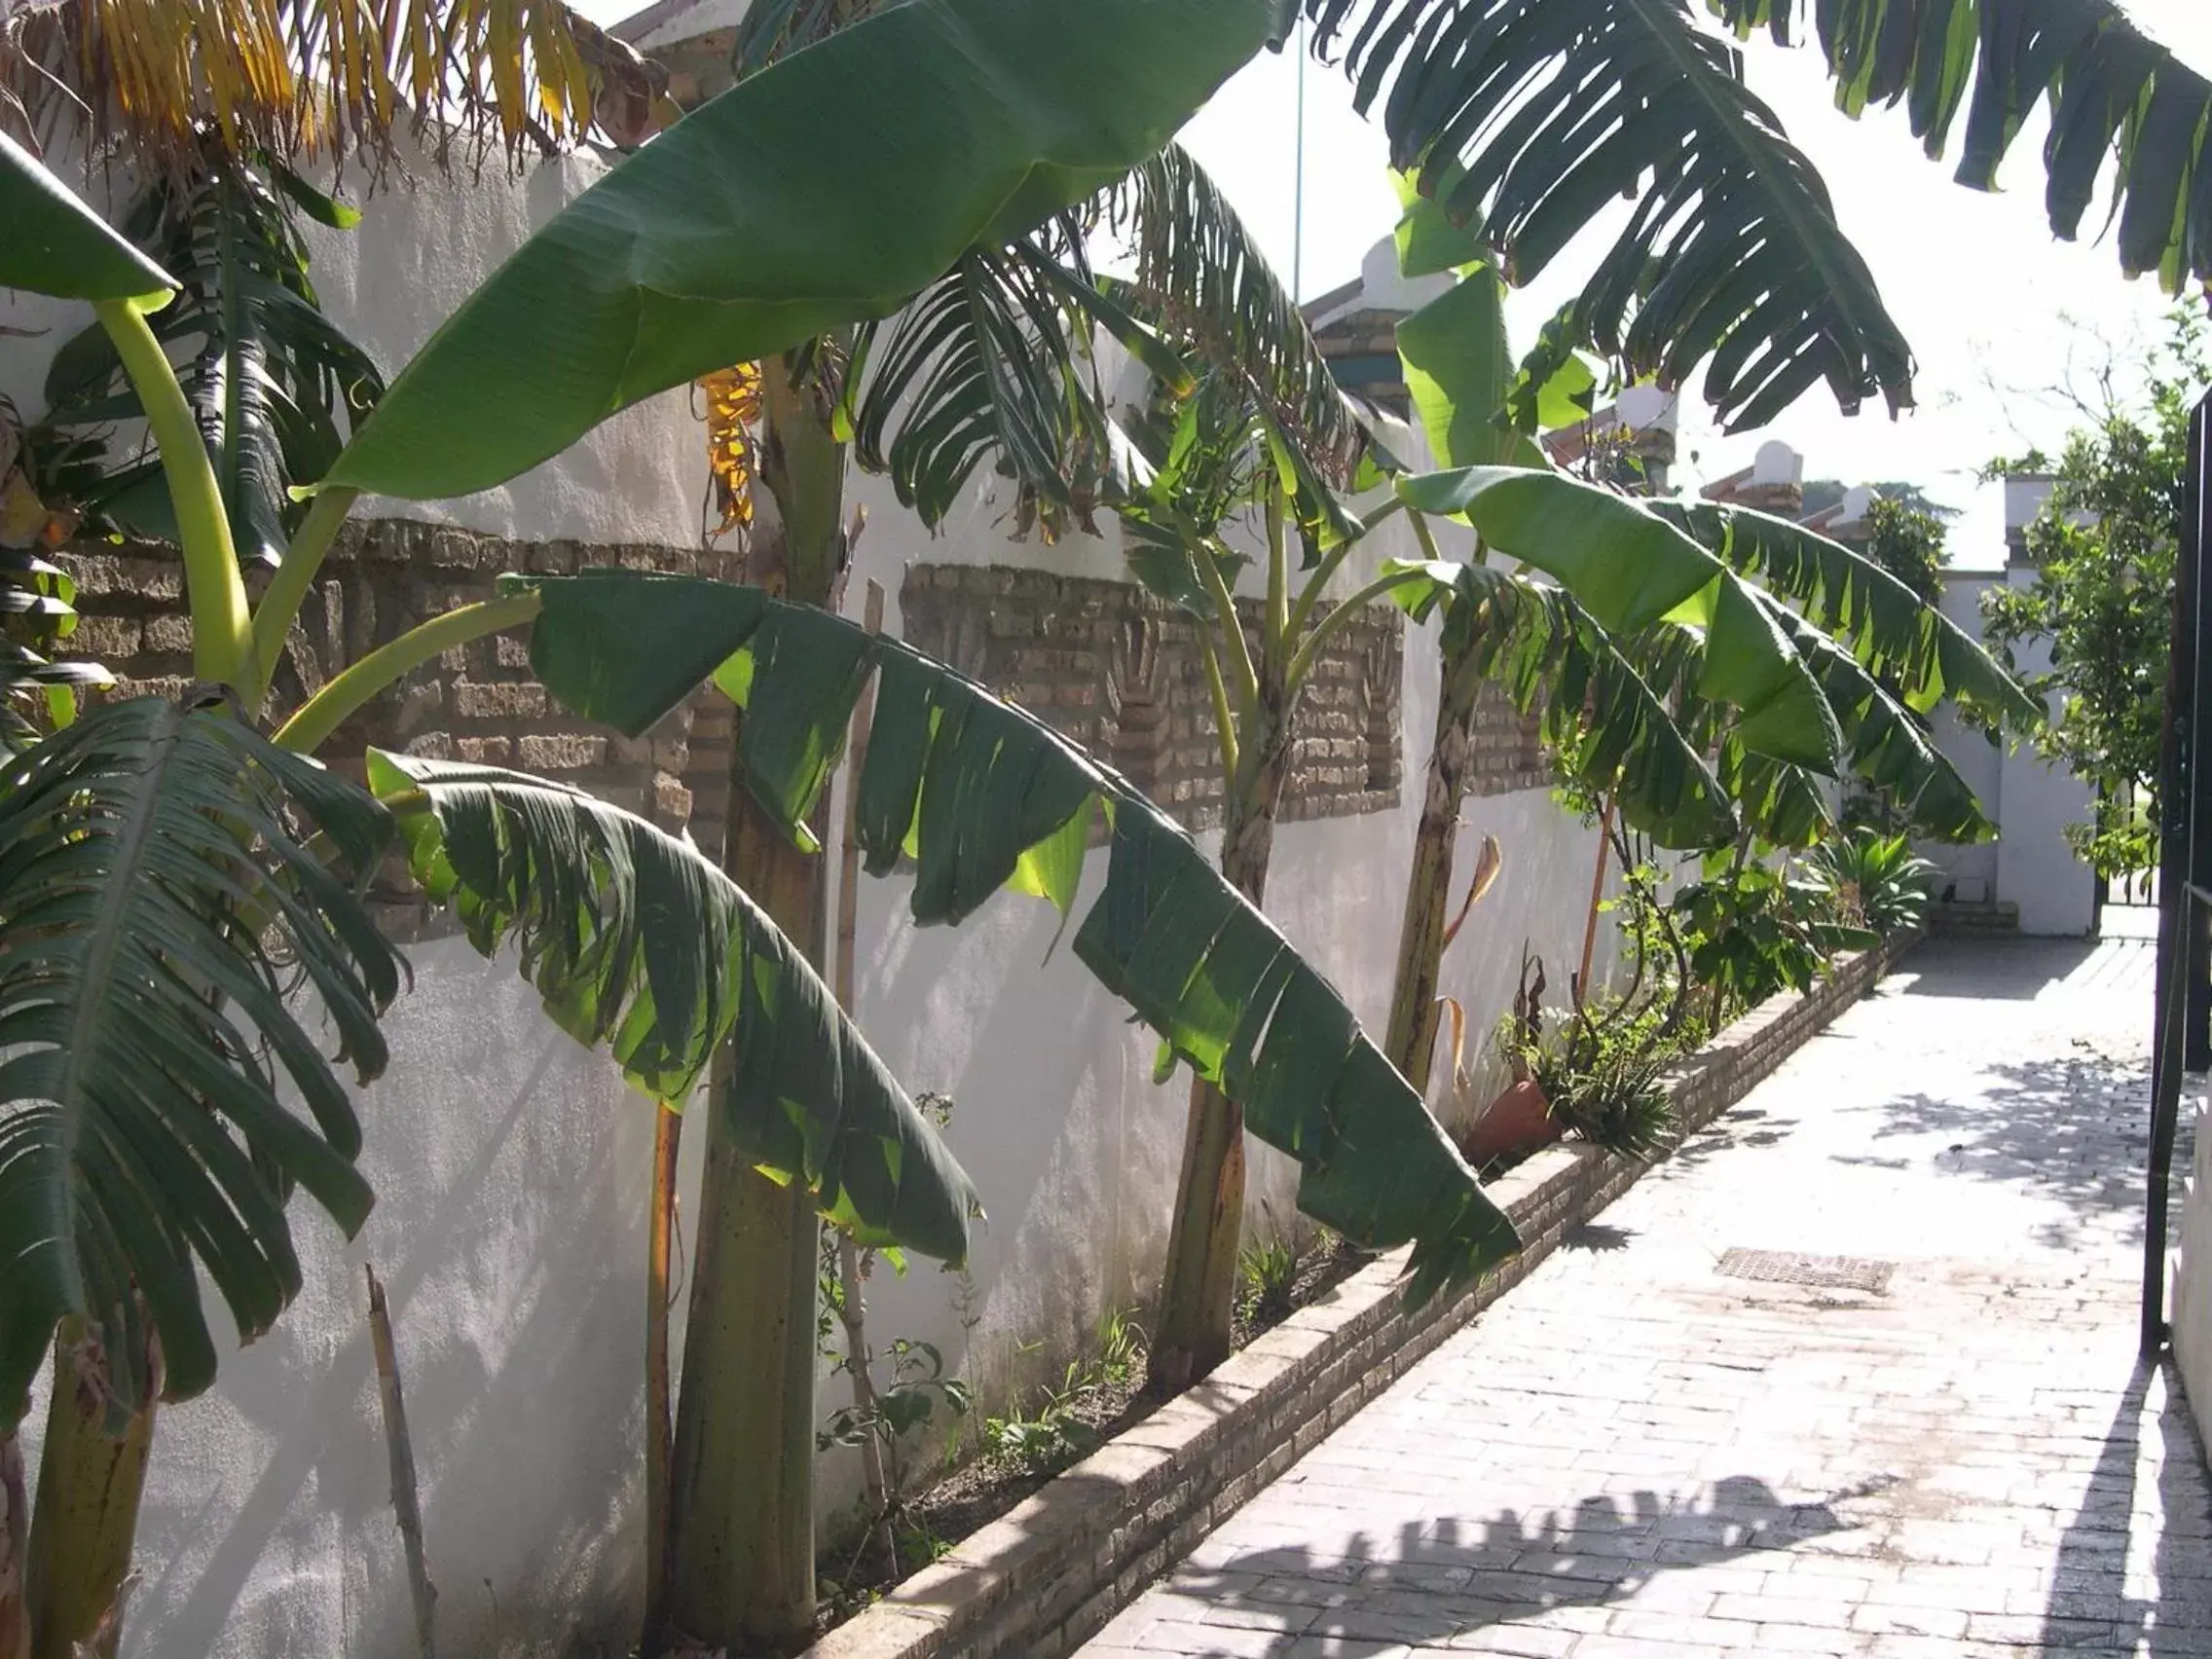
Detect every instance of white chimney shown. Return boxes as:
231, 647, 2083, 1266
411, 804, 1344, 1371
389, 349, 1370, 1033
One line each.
1614, 384, 1677, 434
1751, 440, 1803, 487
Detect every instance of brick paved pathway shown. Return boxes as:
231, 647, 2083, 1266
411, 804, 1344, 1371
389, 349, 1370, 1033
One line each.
1078, 934, 2212, 1658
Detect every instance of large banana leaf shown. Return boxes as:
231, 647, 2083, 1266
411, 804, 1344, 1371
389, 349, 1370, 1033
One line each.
1387, 557, 1739, 848
1711, 0, 2212, 288
0, 129, 174, 303
1651, 499, 2044, 729
510, 570, 1518, 1303
366, 753, 980, 1264
1397, 464, 1843, 772
1628, 594, 1992, 844
39, 157, 387, 563
0, 697, 403, 1431
1391, 235, 1578, 474
321, 0, 1279, 502
1294, 0, 1914, 429
1758, 598, 1993, 843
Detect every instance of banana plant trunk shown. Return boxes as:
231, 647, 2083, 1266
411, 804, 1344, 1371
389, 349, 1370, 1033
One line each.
1383, 649, 1487, 1095
23, 1332, 154, 1659
664, 352, 846, 1653
1149, 699, 1292, 1393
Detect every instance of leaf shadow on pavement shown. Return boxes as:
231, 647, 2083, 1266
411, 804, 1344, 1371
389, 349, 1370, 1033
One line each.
1864, 1050, 2182, 1251
1127, 1474, 1886, 1656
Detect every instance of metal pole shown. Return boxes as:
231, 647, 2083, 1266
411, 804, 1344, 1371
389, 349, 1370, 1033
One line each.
1291, 15, 1307, 305
2145, 396, 2209, 1356
2191, 518, 2212, 1066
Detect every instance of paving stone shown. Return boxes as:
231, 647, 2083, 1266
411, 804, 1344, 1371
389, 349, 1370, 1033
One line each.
1074, 937, 2212, 1659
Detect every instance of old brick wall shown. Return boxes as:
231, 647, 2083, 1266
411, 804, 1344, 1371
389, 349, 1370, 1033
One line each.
898, 563, 1546, 832
58, 519, 741, 910
59, 534, 1558, 897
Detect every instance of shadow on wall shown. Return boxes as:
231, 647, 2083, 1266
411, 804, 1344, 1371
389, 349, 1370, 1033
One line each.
116, 941, 657, 1658
1430, 800, 1617, 1131
852, 866, 1187, 1417
1147, 1474, 1880, 1653
2049, 1361, 2212, 1654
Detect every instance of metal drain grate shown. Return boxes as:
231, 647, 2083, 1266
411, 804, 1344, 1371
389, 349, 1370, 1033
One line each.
1715, 1249, 1894, 1293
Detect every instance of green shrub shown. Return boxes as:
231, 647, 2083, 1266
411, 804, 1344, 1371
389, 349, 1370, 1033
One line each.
1803, 827, 1940, 934
1498, 997, 1680, 1161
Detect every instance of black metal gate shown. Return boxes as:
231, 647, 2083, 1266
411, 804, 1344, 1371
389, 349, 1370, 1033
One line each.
2144, 391, 2212, 1356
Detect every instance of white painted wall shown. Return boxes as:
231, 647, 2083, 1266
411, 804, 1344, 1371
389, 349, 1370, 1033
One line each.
1921, 570, 2099, 936
7, 149, 1620, 1657
2172, 1102, 2212, 1455
2, 137, 708, 548
18, 940, 674, 1659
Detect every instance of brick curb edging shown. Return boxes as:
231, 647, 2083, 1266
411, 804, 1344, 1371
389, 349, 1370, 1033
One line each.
804, 930, 1921, 1659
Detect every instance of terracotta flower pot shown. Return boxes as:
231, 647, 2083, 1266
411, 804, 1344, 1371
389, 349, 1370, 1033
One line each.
1462, 1077, 1561, 1166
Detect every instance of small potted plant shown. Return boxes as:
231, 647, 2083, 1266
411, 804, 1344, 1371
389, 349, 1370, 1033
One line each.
1464, 944, 1563, 1166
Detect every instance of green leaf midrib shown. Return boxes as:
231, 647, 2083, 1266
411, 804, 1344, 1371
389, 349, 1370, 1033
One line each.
50, 701, 186, 1306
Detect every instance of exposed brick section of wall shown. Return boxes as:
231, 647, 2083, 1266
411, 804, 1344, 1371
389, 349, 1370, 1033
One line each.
57, 520, 739, 929
801, 928, 1923, 1659
900, 564, 1411, 831
1465, 679, 1550, 798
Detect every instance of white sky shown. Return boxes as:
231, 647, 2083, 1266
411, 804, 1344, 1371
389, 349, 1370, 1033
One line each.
578, 0, 2212, 568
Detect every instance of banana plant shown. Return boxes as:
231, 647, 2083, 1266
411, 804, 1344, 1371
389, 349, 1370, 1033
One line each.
1369, 178, 2040, 1097
0, 6, 1498, 1649
0, 127, 996, 1659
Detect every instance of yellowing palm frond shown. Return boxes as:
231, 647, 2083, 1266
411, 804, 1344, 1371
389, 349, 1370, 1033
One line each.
0, 0, 668, 179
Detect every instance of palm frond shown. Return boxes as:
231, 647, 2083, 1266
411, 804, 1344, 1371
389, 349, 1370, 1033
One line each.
844, 231, 1116, 535
1652, 498, 2043, 731
36, 151, 385, 565
368, 754, 981, 1263
1296, 0, 1914, 430
1712, 0, 2212, 289
1, 0, 666, 179
1106, 143, 1371, 482
515, 570, 1521, 1306
0, 696, 401, 1430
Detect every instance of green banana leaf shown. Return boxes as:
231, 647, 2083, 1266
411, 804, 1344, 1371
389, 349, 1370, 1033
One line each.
512, 570, 1520, 1304
40, 156, 387, 566
1627, 594, 1992, 846
1720, 740, 1838, 850
1396, 464, 1844, 773
0, 698, 402, 1431
0, 129, 175, 303
367, 754, 980, 1265
1295, 0, 1915, 429
1391, 221, 1577, 474
322, 0, 1279, 502
1386, 557, 1739, 849
1652, 499, 2043, 730
1758, 599, 1995, 844
1711, 0, 2212, 289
